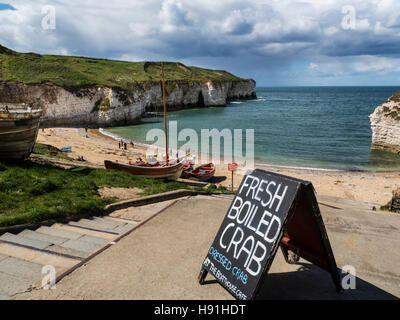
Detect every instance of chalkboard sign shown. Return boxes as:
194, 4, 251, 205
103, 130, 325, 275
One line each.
199, 169, 341, 300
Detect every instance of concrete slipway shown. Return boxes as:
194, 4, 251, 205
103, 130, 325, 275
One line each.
8, 194, 400, 300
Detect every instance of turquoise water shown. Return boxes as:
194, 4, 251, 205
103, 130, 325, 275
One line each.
104, 87, 400, 171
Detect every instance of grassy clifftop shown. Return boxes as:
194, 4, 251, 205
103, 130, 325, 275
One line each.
0, 45, 245, 91
388, 91, 400, 103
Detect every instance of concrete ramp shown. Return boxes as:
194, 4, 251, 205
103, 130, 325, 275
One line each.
10, 194, 400, 300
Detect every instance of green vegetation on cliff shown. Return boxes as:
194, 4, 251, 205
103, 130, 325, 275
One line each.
383, 90, 400, 120
0, 45, 245, 91
388, 91, 400, 103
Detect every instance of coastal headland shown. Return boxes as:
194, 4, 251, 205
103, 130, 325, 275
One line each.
370, 90, 400, 153
0, 45, 256, 127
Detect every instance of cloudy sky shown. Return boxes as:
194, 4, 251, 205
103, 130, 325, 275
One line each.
1, 0, 400, 86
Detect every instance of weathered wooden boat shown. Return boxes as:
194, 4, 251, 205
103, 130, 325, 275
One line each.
0, 103, 43, 160
186, 163, 216, 181
104, 160, 184, 180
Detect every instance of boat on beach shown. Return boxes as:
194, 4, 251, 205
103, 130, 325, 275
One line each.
104, 62, 184, 180
104, 160, 184, 180
185, 163, 216, 181
0, 103, 42, 160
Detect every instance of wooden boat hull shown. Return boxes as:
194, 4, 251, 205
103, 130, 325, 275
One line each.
104, 160, 184, 180
0, 110, 42, 160
186, 163, 216, 181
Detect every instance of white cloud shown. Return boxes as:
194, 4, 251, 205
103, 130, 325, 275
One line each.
308, 55, 400, 76
0, 0, 399, 85
221, 10, 253, 35
159, 0, 193, 32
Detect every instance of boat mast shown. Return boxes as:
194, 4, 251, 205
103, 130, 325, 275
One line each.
161, 62, 169, 164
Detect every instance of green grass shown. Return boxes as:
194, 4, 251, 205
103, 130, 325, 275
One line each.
0, 159, 231, 228
389, 91, 400, 103
0, 45, 245, 93
32, 143, 74, 161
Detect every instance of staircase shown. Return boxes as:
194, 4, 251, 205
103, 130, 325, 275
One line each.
0, 216, 137, 300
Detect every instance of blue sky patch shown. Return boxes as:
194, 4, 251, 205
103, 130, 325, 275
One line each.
0, 3, 16, 11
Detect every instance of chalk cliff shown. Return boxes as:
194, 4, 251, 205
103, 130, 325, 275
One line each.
0, 79, 256, 127
0, 45, 256, 127
370, 91, 400, 153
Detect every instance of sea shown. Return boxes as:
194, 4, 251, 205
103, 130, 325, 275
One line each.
103, 86, 400, 172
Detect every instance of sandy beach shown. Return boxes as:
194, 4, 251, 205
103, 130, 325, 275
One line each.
36, 127, 400, 206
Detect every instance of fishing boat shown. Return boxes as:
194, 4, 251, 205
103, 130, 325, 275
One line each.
104, 63, 184, 180
181, 163, 193, 178
104, 160, 183, 180
186, 163, 216, 181
0, 103, 42, 160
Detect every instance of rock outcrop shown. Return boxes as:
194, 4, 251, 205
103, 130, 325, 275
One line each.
370, 91, 400, 153
0, 79, 256, 128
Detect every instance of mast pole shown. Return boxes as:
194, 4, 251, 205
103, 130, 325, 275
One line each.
161, 62, 169, 164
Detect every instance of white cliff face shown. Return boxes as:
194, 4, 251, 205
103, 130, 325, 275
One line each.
0, 79, 256, 127
370, 92, 400, 153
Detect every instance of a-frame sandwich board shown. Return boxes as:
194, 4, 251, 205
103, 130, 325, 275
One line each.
199, 169, 342, 300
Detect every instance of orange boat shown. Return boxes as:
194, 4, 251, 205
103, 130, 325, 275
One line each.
187, 163, 216, 181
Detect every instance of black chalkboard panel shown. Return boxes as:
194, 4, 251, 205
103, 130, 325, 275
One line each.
199, 169, 341, 300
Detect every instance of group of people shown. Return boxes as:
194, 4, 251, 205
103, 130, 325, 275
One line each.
119, 140, 127, 150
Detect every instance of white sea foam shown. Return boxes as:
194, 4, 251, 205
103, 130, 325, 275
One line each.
99, 128, 151, 149
100, 128, 190, 160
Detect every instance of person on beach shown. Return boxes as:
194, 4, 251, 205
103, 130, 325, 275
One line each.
124, 142, 127, 150
118, 141, 121, 149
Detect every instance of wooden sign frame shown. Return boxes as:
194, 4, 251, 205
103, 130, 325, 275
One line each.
199, 169, 342, 300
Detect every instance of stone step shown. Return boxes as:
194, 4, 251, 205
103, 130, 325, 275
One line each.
0, 271, 34, 299
0, 256, 44, 281
0, 253, 8, 262
113, 224, 134, 234
36, 226, 84, 240
59, 239, 103, 254
0, 242, 43, 262
0, 243, 76, 268
103, 216, 138, 225
19, 229, 69, 246
77, 234, 109, 246
92, 216, 128, 228
0, 233, 51, 250
30, 253, 77, 269
71, 219, 120, 232
51, 223, 116, 240
68, 221, 119, 234
45, 245, 88, 259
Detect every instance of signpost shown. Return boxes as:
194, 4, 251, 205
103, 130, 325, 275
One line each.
228, 162, 238, 192
198, 169, 341, 300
